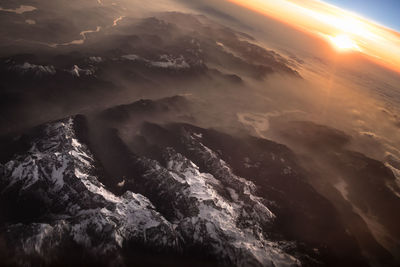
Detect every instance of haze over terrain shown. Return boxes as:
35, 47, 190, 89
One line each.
0, 0, 399, 266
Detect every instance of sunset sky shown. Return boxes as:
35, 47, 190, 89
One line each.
227, 0, 400, 73
325, 0, 400, 30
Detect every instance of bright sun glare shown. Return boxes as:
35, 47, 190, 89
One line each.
329, 34, 360, 52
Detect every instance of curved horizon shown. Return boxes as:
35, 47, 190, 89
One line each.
227, 0, 400, 74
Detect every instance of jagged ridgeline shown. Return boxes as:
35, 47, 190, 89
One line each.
0, 96, 368, 267
0, 12, 300, 135
1, 0, 400, 266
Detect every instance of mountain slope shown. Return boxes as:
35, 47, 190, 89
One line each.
0, 116, 300, 267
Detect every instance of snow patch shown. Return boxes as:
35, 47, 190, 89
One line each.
150, 55, 190, 69
1, 118, 178, 261
121, 54, 191, 69
89, 56, 103, 63
12, 62, 56, 76
70, 65, 94, 77
0, 118, 301, 266
122, 54, 140, 61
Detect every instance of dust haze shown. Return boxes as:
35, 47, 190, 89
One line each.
1, 0, 400, 265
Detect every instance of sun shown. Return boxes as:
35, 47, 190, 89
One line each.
329, 34, 360, 52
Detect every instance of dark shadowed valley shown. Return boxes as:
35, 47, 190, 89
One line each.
1, 0, 400, 266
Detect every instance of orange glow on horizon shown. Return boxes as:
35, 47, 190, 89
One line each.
227, 0, 400, 73
328, 34, 360, 52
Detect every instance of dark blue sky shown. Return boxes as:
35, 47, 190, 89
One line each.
324, 0, 400, 31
